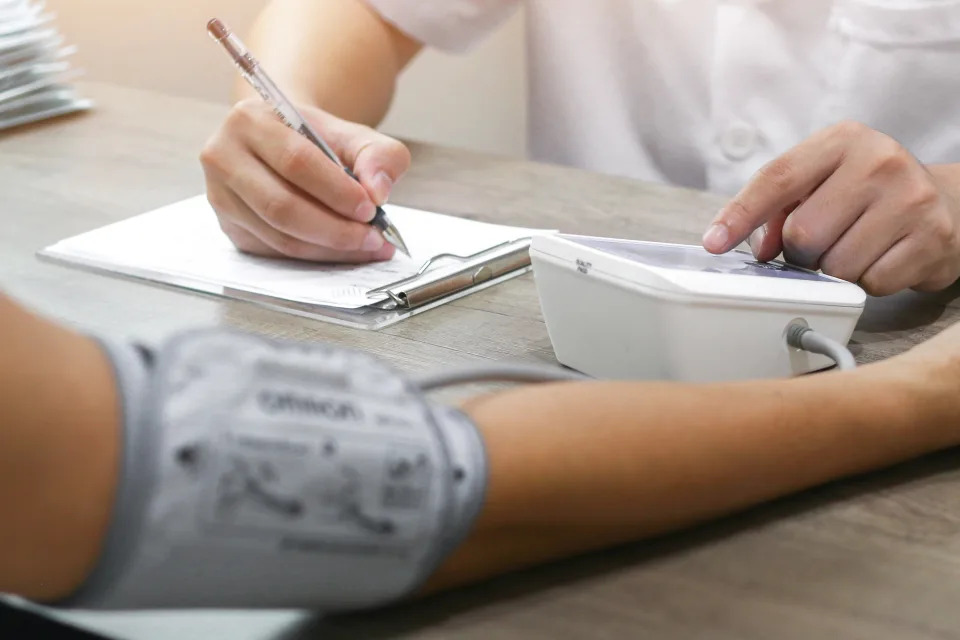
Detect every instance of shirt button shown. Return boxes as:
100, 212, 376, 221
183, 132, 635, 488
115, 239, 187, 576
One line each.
719, 122, 759, 161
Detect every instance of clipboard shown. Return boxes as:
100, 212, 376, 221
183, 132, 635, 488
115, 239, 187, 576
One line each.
38, 236, 537, 331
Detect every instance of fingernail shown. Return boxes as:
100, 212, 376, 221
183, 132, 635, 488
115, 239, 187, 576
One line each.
702, 223, 730, 252
373, 242, 397, 261
362, 228, 385, 251
355, 199, 376, 222
372, 171, 393, 206
748, 226, 766, 255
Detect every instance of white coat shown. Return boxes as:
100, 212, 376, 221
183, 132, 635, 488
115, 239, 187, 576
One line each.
367, 0, 960, 194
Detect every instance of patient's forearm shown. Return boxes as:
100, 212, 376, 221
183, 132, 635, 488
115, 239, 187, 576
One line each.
239, 0, 421, 124
425, 361, 952, 591
1, 289, 953, 607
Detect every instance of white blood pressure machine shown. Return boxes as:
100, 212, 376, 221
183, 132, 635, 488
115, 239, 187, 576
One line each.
530, 234, 867, 383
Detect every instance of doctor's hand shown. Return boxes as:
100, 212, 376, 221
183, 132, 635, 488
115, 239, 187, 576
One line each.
200, 99, 410, 262
701, 120, 960, 296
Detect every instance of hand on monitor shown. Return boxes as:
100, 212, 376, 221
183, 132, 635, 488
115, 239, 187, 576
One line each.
702, 120, 960, 297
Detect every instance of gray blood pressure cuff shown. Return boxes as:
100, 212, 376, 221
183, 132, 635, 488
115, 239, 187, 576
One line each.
60, 328, 487, 611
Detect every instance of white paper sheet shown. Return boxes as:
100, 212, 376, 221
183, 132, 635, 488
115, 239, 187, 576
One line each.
42, 195, 553, 309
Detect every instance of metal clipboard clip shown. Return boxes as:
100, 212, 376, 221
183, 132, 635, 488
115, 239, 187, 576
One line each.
366, 237, 534, 309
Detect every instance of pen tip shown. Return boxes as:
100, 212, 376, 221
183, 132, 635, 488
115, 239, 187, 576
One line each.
383, 226, 411, 258
371, 207, 410, 257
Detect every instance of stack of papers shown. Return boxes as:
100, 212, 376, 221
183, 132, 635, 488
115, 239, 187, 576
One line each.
0, 0, 91, 131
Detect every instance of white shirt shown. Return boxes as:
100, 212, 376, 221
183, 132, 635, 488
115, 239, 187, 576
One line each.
365, 0, 960, 195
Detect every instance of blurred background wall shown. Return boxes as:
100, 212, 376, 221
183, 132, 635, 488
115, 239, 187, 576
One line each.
45, 0, 528, 157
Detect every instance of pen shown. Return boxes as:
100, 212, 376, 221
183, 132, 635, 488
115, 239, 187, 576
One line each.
206, 17, 410, 257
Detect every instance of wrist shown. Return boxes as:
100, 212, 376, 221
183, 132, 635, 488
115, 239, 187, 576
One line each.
859, 354, 960, 451
927, 163, 960, 199
927, 163, 960, 256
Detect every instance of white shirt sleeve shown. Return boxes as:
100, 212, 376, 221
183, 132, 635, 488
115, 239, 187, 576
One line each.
363, 0, 520, 53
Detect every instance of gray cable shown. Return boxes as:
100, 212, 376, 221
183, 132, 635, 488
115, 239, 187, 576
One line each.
414, 363, 587, 391
785, 324, 857, 371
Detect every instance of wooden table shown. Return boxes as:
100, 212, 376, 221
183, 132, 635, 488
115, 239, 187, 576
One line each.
5, 82, 960, 640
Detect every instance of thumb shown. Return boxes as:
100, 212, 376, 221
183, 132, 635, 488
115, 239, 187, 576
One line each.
348, 131, 412, 206
302, 106, 413, 206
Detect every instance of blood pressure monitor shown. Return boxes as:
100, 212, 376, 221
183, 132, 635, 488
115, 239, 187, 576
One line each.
529, 234, 866, 382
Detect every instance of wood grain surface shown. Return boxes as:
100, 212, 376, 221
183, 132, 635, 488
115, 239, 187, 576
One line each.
4, 82, 960, 640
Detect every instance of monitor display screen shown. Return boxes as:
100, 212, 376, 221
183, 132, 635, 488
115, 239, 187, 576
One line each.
567, 236, 838, 283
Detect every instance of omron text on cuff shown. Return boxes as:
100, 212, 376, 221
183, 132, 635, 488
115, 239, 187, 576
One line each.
57, 328, 488, 612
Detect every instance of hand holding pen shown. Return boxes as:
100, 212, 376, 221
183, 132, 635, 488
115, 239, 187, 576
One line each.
200, 18, 411, 263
